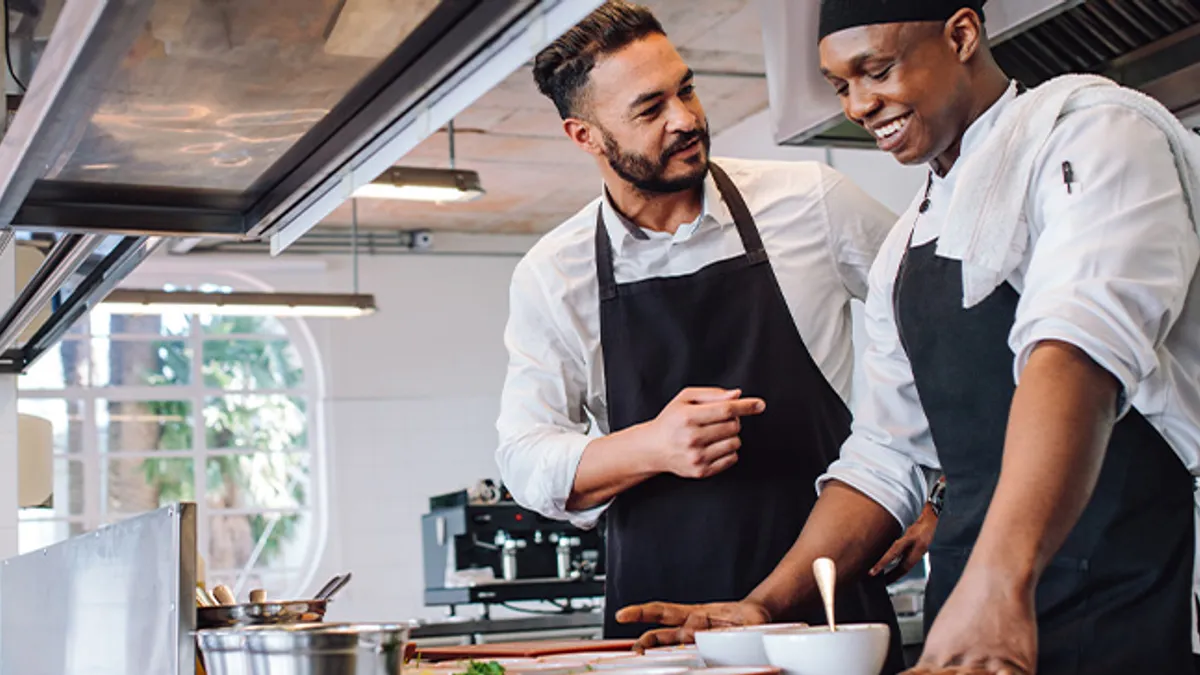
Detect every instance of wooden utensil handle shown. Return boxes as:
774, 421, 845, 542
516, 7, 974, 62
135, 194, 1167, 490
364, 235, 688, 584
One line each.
212, 584, 236, 605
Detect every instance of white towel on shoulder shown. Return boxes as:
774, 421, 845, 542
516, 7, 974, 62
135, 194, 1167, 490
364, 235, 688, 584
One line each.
936, 74, 1200, 308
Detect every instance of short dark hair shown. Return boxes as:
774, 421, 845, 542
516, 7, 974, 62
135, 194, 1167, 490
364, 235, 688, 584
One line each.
533, 1, 666, 120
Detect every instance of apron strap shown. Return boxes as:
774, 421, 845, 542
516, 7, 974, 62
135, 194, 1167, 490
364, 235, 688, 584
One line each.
594, 161, 768, 300
595, 206, 618, 301
709, 162, 769, 266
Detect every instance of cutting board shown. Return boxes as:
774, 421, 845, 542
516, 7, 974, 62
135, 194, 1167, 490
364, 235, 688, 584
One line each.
417, 639, 636, 661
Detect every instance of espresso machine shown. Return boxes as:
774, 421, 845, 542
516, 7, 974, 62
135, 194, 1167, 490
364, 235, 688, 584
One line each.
420, 483, 606, 610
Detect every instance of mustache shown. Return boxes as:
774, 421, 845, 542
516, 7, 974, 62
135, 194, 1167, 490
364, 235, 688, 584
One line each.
662, 128, 708, 160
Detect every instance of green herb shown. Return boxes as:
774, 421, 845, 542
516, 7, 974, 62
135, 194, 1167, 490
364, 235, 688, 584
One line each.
461, 661, 506, 675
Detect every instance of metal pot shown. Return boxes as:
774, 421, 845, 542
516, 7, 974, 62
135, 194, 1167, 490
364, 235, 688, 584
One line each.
200, 625, 325, 675
242, 622, 412, 675
198, 627, 247, 675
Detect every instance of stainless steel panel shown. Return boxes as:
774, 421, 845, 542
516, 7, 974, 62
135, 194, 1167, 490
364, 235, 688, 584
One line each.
0, 503, 197, 675
0, 0, 156, 230
51, 0, 441, 192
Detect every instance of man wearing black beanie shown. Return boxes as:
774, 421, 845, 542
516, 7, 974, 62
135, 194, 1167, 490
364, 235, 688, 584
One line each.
817, 0, 986, 41
619, 2, 1200, 674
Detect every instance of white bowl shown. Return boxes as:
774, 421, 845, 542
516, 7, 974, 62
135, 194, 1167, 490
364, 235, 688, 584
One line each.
761, 624, 889, 675
693, 623, 808, 667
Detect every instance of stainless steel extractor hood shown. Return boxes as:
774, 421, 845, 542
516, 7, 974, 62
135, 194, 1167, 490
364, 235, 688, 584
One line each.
762, 0, 1200, 147
0, 0, 602, 373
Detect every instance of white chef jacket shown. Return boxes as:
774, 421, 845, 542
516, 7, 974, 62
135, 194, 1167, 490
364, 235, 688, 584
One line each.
815, 84, 1200, 648
496, 157, 897, 528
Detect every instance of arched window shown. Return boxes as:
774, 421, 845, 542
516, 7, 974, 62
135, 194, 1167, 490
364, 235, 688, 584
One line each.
16, 277, 326, 601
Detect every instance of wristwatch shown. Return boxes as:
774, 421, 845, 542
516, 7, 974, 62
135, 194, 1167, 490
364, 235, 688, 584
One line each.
928, 476, 947, 517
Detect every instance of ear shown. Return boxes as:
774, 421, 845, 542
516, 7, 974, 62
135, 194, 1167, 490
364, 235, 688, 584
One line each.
563, 117, 605, 157
945, 8, 984, 63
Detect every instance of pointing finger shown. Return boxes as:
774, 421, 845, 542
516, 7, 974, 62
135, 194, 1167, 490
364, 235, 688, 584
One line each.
616, 602, 694, 626
676, 388, 742, 404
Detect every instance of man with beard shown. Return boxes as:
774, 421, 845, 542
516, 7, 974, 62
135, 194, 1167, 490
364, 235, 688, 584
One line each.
495, 2, 905, 668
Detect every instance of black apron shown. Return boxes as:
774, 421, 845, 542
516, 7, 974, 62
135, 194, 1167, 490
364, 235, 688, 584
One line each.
597, 163, 905, 673
894, 234, 1195, 674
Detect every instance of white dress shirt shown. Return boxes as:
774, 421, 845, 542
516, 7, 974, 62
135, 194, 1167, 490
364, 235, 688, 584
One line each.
496, 157, 897, 528
820, 82, 1200, 544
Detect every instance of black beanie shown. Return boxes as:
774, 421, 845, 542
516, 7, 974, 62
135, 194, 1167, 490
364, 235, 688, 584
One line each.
819, 0, 986, 41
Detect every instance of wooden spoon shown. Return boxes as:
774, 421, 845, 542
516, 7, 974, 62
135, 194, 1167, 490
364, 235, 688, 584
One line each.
212, 584, 236, 606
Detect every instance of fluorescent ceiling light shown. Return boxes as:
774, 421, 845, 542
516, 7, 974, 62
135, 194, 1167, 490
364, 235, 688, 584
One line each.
352, 166, 484, 203
102, 289, 377, 318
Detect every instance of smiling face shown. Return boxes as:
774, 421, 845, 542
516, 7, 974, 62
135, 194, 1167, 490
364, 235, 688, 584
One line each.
569, 33, 711, 194
819, 19, 977, 168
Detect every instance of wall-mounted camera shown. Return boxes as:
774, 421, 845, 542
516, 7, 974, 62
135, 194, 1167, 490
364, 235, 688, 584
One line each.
410, 229, 434, 251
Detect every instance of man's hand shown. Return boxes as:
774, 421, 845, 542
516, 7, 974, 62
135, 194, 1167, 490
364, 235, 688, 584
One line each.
567, 387, 765, 510
903, 568, 1037, 675
615, 600, 772, 651
648, 388, 766, 479
870, 502, 938, 585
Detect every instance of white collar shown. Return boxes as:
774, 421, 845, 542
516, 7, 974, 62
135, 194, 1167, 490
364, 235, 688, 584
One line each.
934, 80, 1022, 185
599, 169, 733, 256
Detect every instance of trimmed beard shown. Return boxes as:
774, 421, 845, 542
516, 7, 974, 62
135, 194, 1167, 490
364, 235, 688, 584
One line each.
601, 123, 711, 194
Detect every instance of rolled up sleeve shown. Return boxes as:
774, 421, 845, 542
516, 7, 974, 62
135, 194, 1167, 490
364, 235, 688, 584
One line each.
818, 229, 941, 530
496, 258, 608, 529
1010, 106, 1200, 415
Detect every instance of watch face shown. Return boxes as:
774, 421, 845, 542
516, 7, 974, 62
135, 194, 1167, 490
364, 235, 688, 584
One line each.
929, 477, 946, 514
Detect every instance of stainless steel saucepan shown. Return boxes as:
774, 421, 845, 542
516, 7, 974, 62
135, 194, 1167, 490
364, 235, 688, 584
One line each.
197, 622, 411, 675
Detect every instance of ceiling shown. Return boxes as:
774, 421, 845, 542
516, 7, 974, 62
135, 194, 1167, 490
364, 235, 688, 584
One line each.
314, 0, 769, 236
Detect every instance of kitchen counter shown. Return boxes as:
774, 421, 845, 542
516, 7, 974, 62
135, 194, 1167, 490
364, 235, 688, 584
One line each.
410, 611, 925, 648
